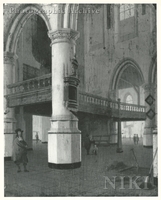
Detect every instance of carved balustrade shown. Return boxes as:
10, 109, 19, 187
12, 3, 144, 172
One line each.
7, 74, 52, 94
6, 74, 146, 119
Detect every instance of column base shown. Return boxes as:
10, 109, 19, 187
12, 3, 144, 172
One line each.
48, 162, 81, 169
143, 128, 153, 147
116, 148, 123, 153
48, 133, 81, 166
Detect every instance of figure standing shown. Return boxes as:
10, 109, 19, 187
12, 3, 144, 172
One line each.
89, 135, 98, 155
12, 128, 29, 172
84, 134, 91, 155
133, 134, 139, 145
35, 132, 39, 143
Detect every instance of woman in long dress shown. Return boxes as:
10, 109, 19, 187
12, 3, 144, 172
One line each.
12, 128, 29, 172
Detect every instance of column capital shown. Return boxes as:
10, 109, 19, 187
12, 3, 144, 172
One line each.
4, 51, 18, 64
48, 28, 80, 44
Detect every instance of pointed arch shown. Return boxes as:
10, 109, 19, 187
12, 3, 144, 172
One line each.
4, 4, 51, 54
109, 58, 145, 90
148, 52, 157, 84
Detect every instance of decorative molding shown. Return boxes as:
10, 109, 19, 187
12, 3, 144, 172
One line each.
64, 76, 80, 87
7, 89, 52, 107
146, 109, 155, 120
145, 94, 155, 106
48, 28, 80, 43
50, 114, 78, 121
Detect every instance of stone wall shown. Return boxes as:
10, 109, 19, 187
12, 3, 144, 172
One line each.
77, 4, 156, 97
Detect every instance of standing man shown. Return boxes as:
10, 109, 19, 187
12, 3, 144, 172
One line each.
84, 134, 91, 155
12, 128, 29, 172
35, 132, 39, 143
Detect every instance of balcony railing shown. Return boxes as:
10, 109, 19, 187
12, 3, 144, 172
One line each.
120, 102, 145, 112
7, 74, 52, 94
7, 74, 146, 115
79, 92, 146, 113
79, 92, 110, 107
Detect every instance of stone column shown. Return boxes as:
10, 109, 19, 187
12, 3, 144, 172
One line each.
109, 89, 118, 144
109, 118, 117, 144
153, 83, 157, 186
4, 52, 17, 159
152, 128, 158, 186
143, 84, 155, 147
48, 28, 81, 169
116, 99, 123, 153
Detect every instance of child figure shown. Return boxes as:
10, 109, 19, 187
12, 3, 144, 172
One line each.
92, 144, 98, 155
89, 135, 98, 155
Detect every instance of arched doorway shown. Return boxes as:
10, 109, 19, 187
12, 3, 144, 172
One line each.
110, 59, 145, 145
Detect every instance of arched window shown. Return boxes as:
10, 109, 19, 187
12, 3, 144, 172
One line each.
126, 94, 133, 104
120, 4, 134, 21
118, 4, 137, 42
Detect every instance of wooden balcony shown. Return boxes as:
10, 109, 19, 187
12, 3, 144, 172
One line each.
79, 92, 146, 121
6, 74, 146, 121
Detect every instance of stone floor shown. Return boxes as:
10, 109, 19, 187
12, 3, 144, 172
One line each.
4, 138, 158, 196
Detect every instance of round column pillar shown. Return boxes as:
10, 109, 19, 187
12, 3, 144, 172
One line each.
153, 82, 157, 186
143, 84, 155, 147
109, 118, 117, 144
116, 99, 123, 153
4, 52, 17, 159
152, 128, 158, 186
48, 28, 81, 169
108, 90, 118, 144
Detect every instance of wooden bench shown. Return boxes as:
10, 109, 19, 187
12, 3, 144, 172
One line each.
93, 135, 110, 146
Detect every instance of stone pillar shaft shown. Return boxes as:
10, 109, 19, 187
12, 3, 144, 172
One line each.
48, 28, 81, 169
108, 90, 119, 145
153, 82, 157, 186
143, 84, 155, 147
4, 52, 17, 158
116, 99, 123, 153
153, 129, 158, 186
109, 118, 117, 144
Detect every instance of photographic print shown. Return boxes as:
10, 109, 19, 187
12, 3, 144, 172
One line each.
3, 2, 158, 197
